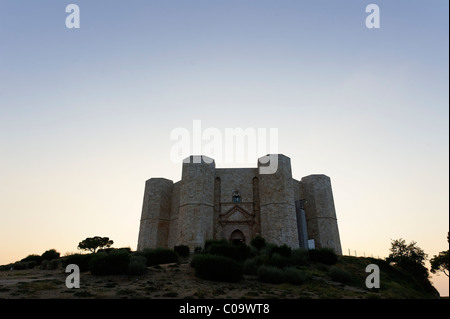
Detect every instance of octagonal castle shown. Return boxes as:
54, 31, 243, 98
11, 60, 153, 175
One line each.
137, 154, 342, 254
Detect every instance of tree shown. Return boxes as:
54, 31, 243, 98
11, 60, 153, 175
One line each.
386, 238, 429, 281
78, 236, 113, 253
430, 232, 449, 277
386, 238, 428, 266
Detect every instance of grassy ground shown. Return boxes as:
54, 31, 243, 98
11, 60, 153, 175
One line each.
0, 255, 440, 299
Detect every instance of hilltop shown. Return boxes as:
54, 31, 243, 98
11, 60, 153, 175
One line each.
0, 253, 439, 299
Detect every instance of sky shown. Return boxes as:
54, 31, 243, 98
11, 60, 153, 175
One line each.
0, 1, 448, 296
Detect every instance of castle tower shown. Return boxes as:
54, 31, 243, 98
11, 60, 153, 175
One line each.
301, 175, 342, 254
177, 155, 215, 250
258, 154, 300, 248
137, 178, 173, 250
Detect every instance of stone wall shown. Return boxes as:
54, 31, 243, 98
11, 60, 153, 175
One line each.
258, 154, 300, 248
300, 174, 342, 254
215, 168, 258, 243
137, 178, 173, 250
177, 156, 215, 251
167, 181, 181, 249
137, 154, 342, 255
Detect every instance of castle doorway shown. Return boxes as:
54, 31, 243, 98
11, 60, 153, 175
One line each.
229, 229, 245, 245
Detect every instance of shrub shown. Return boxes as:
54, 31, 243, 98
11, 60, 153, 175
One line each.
243, 257, 259, 275
174, 245, 190, 257
271, 244, 292, 258
13, 261, 36, 270
127, 255, 147, 275
90, 250, 130, 275
41, 249, 60, 261
20, 254, 42, 265
192, 254, 242, 283
142, 248, 178, 266
283, 267, 309, 285
330, 266, 354, 284
63, 254, 92, 272
309, 248, 338, 265
206, 242, 251, 262
41, 259, 60, 270
0, 264, 14, 271
257, 265, 308, 285
290, 249, 309, 266
250, 236, 266, 251
204, 239, 228, 249
268, 253, 291, 268
257, 265, 285, 284
262, 243, 292, 258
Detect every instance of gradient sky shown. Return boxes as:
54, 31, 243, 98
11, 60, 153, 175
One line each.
0, 1, 448, 295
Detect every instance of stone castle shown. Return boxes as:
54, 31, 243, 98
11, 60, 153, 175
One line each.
137, 154, 342, 254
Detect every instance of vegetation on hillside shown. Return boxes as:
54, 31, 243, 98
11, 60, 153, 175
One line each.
0, 235, 442, 299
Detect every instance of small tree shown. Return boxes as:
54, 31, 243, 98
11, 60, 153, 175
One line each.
430, 232, 449, 277
386, 238, 429, 281
77, 236, 113, 253
386, 238, 427, 267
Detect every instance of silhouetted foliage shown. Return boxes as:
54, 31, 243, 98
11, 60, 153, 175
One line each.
78, 236, 114, 253
309, 248, 338, 265
386, 238, 436, 294
63, 253, 93, 272
192, 254, 242, 283
205, 242, 251, 262
41, 249, 60, 261
89, 250, 129, 275
141, 248, 178, 266
20, 254, 42, 265
250, 236, 267, 251
174, 245, 190, 257
127, 255, 147, 275
430, 232, 449, 277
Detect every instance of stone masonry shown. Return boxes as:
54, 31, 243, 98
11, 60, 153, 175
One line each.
137, 154, 342, 254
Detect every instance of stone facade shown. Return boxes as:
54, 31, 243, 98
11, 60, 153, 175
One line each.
137, 154, 342, 254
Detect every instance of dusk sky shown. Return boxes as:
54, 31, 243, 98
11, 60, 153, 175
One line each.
0, 1, 448, 295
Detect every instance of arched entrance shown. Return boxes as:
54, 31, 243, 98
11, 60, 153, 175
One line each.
229, 229, 246, 245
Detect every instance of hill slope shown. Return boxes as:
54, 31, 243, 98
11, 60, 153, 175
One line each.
0, 255, 439, 299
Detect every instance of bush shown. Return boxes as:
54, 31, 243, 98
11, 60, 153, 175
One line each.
174, 245, 190, 257
12, 261, 36, 270
90, 250, 130, 275
257, 265, 285, 284
290, 249, 309, 266
268, 253, 291, 268
0, 264, 14, 271
330, 266, 354, 284
127, 255, 147, 275
257, 265, 308, 285
262, 243, 292, 259
142, 248, 178, 266
283, 267, 309, 285
20, 254, 42, 265
272, 244, 292, 258
250, 236, 266, 251
206, 242, 251, 262
243, 257, 259, 275
309, 248, 338, 265
41, 249, 60, 261
63, 254, 92, 272
192, 254, 242, 283
41, 259, 60, 270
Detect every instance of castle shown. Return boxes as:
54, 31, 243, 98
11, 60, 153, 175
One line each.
137, 154, 342, 254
